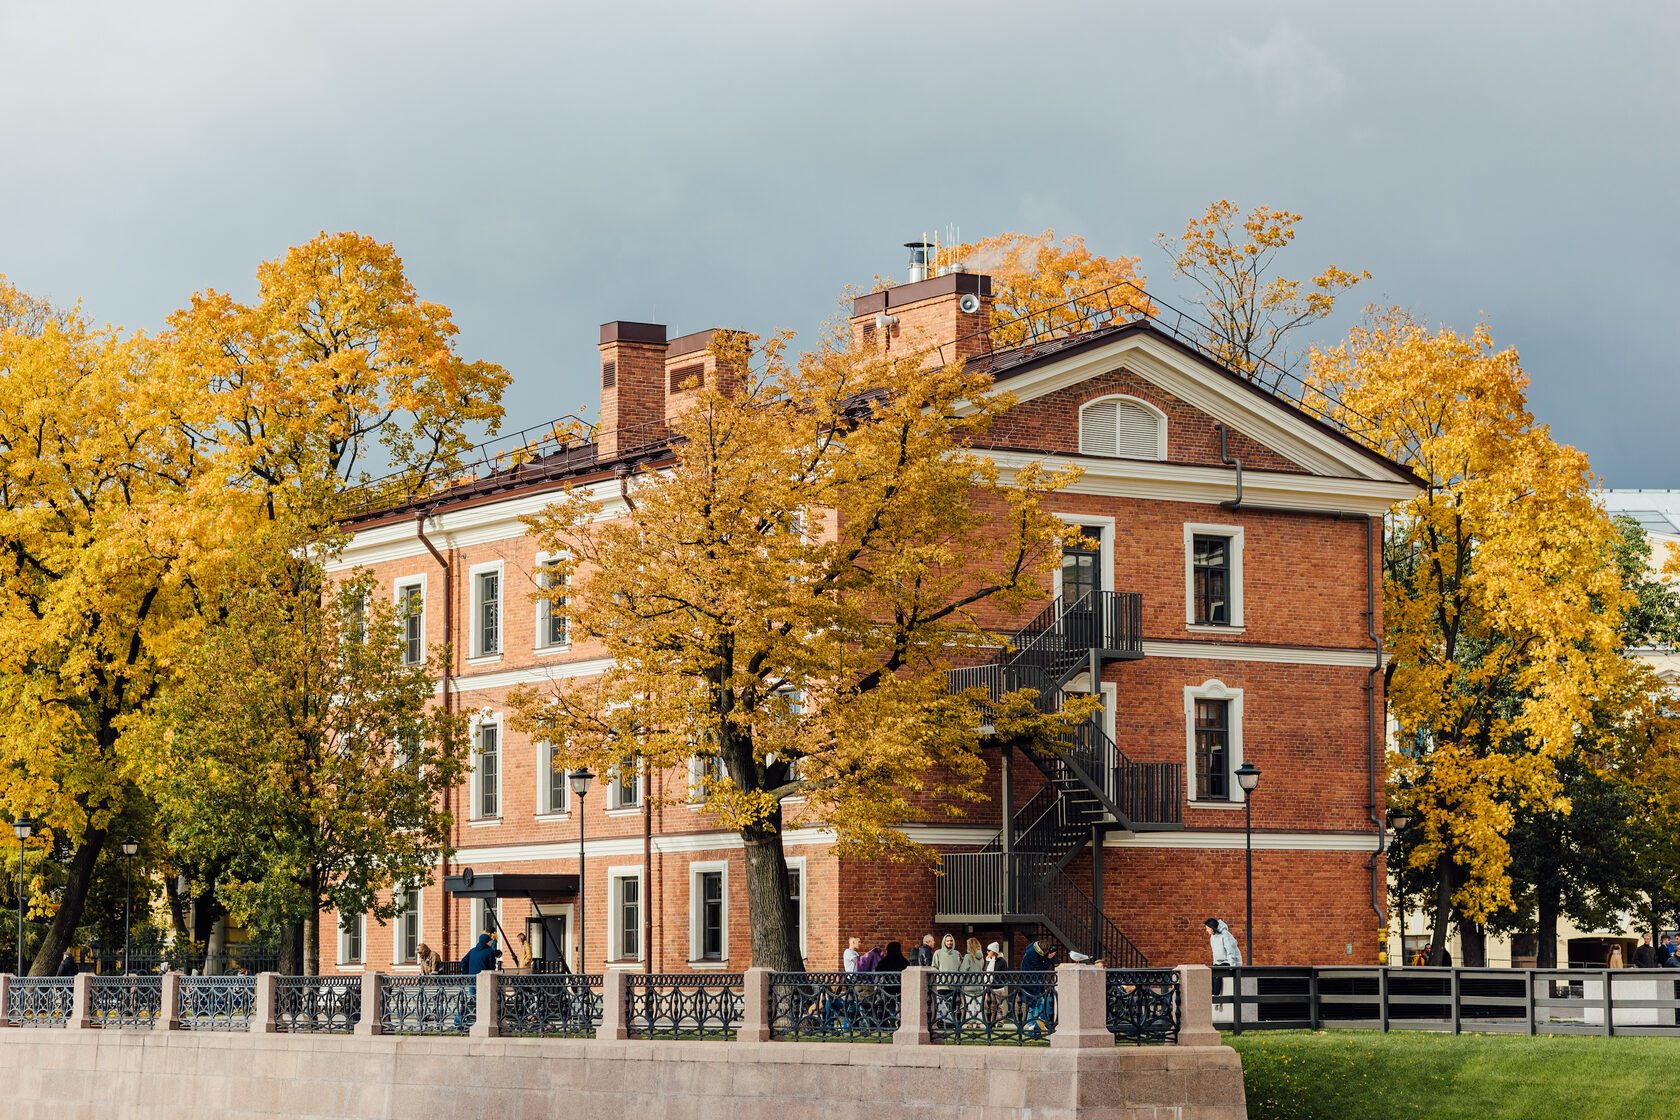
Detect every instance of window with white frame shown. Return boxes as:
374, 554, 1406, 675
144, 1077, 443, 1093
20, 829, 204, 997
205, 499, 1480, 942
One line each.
472, 566, 502, 657
472, 897, 504, 945
1184, 680, 1244, 804
690, 751, 726, 803
609, 870, 642, 961
1183, 523, 1244, 629
473, 718, 501, 819
540, 741, 569, 815
338, 912, 365, 965
537, 556, 569, 649
690, 862, 727, 961
1078, 395, 1167, 460
610, 763, 642, 809
393, 889, 421, 964
346, 591, 367, 646
396, 579, 425, 666
785, 857, 807, 959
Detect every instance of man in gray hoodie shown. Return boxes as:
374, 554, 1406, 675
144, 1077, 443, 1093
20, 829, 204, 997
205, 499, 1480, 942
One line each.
1204, 918, 1242, 998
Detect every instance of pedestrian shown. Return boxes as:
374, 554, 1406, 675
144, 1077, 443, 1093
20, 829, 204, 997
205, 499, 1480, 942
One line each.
1205, 917, 1242, 995
1018, 940, 1056, 1036
982, 941, 1008, 1023
1665, 948, 1680, 969
960, 937, 986, 1014
416, 943, 440, 975
877, 941, 910, 972
461, 932, 499, 976
56, 950, 77, 977
1633, 933, 1660, 969
932, 934, 963, 973
911, 933, 936, 968
843, 935, 862, 973
1607, 943, 1626, 969
858, 943, 883, 972
960, 937, 985, 973
513, 932, 529, 967
930, 934, 964, 1028
1660, 934, 1675, 964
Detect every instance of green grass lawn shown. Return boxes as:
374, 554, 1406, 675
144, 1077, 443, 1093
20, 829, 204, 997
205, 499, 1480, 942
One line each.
1230, 1030, 1680, 1120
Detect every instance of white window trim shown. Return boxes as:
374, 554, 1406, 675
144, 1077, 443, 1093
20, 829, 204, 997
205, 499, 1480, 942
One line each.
785, 855, 808, 960
471, 897, 505, 944
468, 559, 505, 662
533, 551, 572, 654
337, 912, 366, 966
391, 888, 423, 965
1183, 523, 1245, 631
688, 860, 729, 964
1052, 513, 1116, 602
689, 751, 726, 806
537, 740, 571, 818
607, 865, 645, 963
1184, 679, 1245, 807
471, 711, 504, 822
394, 574, 427, 666
607, 766, 643, 812
527, 903, 575, 970
1078, 394, 1169, 460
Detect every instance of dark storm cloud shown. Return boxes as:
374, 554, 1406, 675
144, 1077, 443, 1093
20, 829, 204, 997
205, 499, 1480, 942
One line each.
1, 0, 1674, 481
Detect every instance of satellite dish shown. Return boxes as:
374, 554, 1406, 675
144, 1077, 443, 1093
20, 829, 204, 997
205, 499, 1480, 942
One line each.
958, 293, 982, 314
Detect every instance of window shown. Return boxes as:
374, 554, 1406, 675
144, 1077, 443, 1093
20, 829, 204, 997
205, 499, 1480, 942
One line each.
472, 898, 503, 944
611, 764, 642, 809
398, 581, 424, 666
338, 912, 365, 965
395, 725, 420, 771
690, 863, 726, 961
1185, 680, 1244, 805
347, 593, 367, 645
475, 720, 500, 819
393, 890, 420, 964
1183, 524, 1244, 629
610, 872, 642, 961
786, 860, 806, 958
1061, 527, 1102, 607
690, 752, 726, 803
474, 568, 501, 656
1078, 396, 1166, 460
540, 741, 569, 815
537, 558, 568, 649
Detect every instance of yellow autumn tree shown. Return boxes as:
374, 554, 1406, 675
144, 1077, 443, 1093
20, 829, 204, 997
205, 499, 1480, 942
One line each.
0, 299, 248, 974
509, 327, 1087, 970
939, 231, 1153, 349
1310, 309, 1629, 963
1161, 201, 1368, 385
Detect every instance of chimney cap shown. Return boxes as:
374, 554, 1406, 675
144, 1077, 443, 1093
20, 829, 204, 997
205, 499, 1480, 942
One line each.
600, 321, 668, 346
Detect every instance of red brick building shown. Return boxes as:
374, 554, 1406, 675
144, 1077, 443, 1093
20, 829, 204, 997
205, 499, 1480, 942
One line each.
322, 263, 1419, 979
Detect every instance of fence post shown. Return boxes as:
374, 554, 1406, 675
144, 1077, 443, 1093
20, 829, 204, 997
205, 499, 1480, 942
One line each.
159, 972, 182, 1031
1176, 965, 1220, 1046
1525, 970, 1536, 1037
1450, 969, 1461, 1035
68, 972, 93, 1030
1050, 963, 1112, 1049
735, 967, 771, 1043
470, 971, 499, 1038
250, 972, 278, 1034
1378, 967, 1389, 1033
1309, 967, 1321, 1031
353, 972, 383, 1036
1602, 969, 1613, 1038
0, 973, 10, 1028
891, 966, 932, 1046
597, 969, 629, 1041
1231, 967, 1243, 1035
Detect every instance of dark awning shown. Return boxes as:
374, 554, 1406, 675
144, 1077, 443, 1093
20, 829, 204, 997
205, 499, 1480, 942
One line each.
442, 869, 578, 901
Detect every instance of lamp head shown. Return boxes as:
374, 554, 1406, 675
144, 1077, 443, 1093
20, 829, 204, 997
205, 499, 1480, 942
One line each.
568, 768, 596, 797
13, 815, 33, 842
1235, 761, 1261, 793
121, 836, 139, 858
1388, 809, 1411, 832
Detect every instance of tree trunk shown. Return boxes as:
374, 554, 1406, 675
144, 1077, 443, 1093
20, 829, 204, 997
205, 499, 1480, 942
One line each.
1537, 894, 1560, 969
304, 908, 320, 977
741, 811, 803, 972
278, 921, 303, 976
1459, 920, 1486, 968
205, 915, 228, 975
29, 829, 106, 976
1427, 851, 1454, 966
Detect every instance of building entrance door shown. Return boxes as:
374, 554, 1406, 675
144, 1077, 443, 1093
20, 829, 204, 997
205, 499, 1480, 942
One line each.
1061, 527, 1103, 648
527, 910, 571, 970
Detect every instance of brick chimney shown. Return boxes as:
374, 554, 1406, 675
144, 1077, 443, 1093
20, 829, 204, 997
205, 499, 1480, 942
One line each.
598, 321, 667, 461
849, 271, 993, 368
663, 328, 749, 423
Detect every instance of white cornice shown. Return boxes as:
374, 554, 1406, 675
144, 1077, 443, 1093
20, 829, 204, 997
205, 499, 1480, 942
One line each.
1108, 830, 1379, 852
1141, 640, 1385, 668
985, 449, 1412, 516
449, 658, 615, 696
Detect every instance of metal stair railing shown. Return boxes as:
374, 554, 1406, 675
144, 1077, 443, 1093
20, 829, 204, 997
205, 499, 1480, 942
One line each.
1018, 862, 1150, 970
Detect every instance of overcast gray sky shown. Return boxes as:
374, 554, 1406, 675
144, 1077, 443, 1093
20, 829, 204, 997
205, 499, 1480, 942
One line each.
2, 1, 1674, 483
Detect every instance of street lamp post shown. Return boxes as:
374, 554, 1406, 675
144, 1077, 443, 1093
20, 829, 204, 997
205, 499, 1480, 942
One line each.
569, 768, 595, 973
1235, 762, 1261, 966
1387, 809, 1411, 965
14, 815, 34, 976
120, 837, 139, 975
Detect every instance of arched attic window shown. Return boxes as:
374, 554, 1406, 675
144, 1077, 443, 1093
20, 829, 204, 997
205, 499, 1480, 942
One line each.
1078, 396, 1167, 460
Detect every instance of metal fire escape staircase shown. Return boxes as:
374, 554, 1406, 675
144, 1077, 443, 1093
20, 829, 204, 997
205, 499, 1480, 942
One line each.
936, 591, 1183, 968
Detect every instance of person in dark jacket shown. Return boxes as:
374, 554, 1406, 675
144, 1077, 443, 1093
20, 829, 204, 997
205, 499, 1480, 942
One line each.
910, 934, 936, 968
1633, 933, 1661, 969
877, 941, 910, 972
1017, 940, 1056, 1036
55, 951, 77, 977
461, 933, 499, 976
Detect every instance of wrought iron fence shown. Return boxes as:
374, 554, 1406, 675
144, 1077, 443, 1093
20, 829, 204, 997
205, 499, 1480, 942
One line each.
769, 972, 901, 1042
379, 975, 476, 1035
627, 973, 744, 1040
497, 973, 602, 1037
1105, 969, 1179, 1044
274, 976, 362, 1033
926, 970, 1056, 1045
90, 975, 163, 1029
6, 976, 74, 1028
178, 975, 257, 1031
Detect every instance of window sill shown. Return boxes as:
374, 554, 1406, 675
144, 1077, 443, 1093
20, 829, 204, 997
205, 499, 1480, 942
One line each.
604, 806, 644, 817
1184, 624, 1245, 635
388, 963, 420, 972
336, 963, 365, 971
468, 817, 504, 828
533, 644, 573, 657
466, 654, 504, 666
535, 812, 573, 822
1187, 799, 1247, 810
604, 960, 644, 970
686, 959, 731, 970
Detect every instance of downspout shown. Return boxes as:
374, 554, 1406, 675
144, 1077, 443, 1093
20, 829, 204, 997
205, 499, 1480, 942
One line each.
417, 510, 454, 959
644, 761, 653, 974
1214, 424, 1244, 509
1364, 514, 1386, 934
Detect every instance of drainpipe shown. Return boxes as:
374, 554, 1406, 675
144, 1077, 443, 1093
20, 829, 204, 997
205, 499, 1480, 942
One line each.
644, 761, 653, 974
416, 510, 454, 958
1214, 425, 1244, 510
1363, 514, 1386, 934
